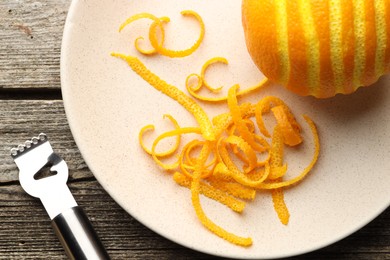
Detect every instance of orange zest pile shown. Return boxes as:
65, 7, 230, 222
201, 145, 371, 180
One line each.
113, 11, 320, 247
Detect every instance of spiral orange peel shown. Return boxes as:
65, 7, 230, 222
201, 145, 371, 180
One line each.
185, 57, 271, 102
119, 11, 204, 58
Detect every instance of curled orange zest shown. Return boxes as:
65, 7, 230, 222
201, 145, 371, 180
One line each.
139, 114, 181, 157
149, 10, 205, 58
119, 11, 204, 58
200, 57, 228, 92
119, 13, 161, 32
135, 17, 170, 55
151, 127, 201, 170
255, 96, 287, 137
271, 105, 302, 146
185, 59, 271, 102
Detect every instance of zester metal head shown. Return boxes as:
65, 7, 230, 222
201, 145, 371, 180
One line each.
10, 133, 77, 219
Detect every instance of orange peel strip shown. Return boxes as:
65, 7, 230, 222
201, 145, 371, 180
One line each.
271, 105, 302, 146
245, 167, 266, 181
178, 140, 201, 178
256, 115, 320, 189
207, 177, 256, 201
111, 53, 215, 141
135, 37, 157, 55
139, 114, 181, 157
212, 102, 256, 139
228, 85, 265, 152
191, 142, 253, 247
139, 124, 155, 153
119, 13, 166, 55
213, 162, 234, 181
183, 139, 204, 167
268, 125, 290, 224
268, 165, 288, 180
255, 96, 288, 138
212, 113, 232, 138
135, 17, 170, 55
242, 118, 256, 133
173, 172, 246, 213
229, 141, 250, 170
268, 124, 288, 180
151, 127, 201, 170
185, 73, 203, 92
255, 150, 271, 167
179, 140, 217, 179
271, 187, 290, 225
119, 13, 161, 32
225, 135, 257, 173
220, 143, 271, 187
200, 57, 228, 93
150, 10, 205, 58
187, 77, 270, 102
254, 134, 271, 153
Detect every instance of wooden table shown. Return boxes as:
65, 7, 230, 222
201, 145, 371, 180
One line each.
0, 1, 388, 259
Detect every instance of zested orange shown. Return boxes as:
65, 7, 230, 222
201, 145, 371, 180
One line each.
242, 0, 390, 98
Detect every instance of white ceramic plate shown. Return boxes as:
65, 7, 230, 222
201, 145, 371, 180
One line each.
61, 0, 390, 258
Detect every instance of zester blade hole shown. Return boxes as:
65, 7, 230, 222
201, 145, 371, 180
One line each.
34, 162, 57, 180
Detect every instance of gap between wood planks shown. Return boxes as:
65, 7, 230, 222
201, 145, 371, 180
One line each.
0, 88, 62, 100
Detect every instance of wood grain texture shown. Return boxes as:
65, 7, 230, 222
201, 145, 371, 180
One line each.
0, 0, 389, 259
0, 0, 69, 90
0, 177, 389, 259
0, 100, 90, 183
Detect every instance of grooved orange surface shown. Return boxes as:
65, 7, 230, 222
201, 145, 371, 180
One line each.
286, 0, 309, 96
242, 0, 281, 82
363, 0, 378, 86
340, 0, 355, 95
242, 0, 390, 98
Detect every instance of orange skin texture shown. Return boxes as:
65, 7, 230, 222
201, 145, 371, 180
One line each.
242, 0, 281, 81
286, 0, 310, 96
242, 0, 390, 98
340, 0, 355, 95
363, 0, 378, 87
311, 0, 336, 98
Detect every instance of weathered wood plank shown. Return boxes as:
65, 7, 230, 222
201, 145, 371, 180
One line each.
0, 180, 388, 259
0, 100, 90, 182
0, 182, 213, 259
0, 0, 70, 90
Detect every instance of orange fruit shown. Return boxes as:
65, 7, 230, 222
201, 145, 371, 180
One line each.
242, 0, 390, 98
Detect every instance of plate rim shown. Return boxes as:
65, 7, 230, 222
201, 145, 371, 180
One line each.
59, 0, 390, 259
